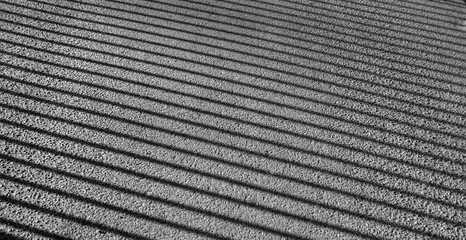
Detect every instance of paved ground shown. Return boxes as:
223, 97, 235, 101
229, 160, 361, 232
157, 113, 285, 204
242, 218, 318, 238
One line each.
0, 0, 466, 239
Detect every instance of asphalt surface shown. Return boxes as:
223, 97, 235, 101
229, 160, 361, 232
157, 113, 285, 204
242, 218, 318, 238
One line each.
1, 0, 466, 239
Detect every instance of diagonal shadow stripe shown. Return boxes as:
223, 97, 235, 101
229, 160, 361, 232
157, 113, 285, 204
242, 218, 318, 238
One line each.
280, 0, 466, 24
0, 232, 25, 240
0, 142, 401, 240
0, 19, 464, 155
2, 74, 465, 211
2, 47, 465, 187
61, 0, 466, 71
141, 0, 466, 59
13, 0, 466, 96
3, 151, 461, 239
0, 218, 72, 240
7, 0, 466, 111
41, 0, 466, 101
2, 73, 465, 214
1, 51, 463, 155
68, 0, 466, 87
0, 0, 464, 238
6, 46, 463, 142
0, 155, 329, 240
257, 0, 463, 25
1, 95, 464, 230
178, 0, 466, 43
1, 7, 466, 128
2, 7, 466, 132
65, 0, 466, 84
1, 100, 462, 226
2, 43, 465, 183
1, 79, 465, 216
378, 0, 466, 15
0, 122, 454, 240
2, 56, 466, 193
13, 0, 466, 74
2, 65, 465, 209
0, 233, 26, 240
363, 0, 466, 21
301, 0, 464, 29
0, 190, 230, 240
1, 30, 465, 170
0, 133, 398, 240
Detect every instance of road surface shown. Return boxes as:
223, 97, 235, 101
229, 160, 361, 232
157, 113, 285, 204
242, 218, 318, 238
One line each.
1, 0, 466, 239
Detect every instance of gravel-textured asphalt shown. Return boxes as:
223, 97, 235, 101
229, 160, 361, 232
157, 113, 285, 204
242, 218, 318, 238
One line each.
1, 0, 466, 239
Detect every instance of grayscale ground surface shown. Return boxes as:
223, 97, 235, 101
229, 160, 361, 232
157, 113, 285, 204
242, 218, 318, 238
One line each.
0, 0, 466, 239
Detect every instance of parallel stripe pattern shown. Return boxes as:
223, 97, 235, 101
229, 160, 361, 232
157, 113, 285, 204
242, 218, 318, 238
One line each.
1, 0, 465, 239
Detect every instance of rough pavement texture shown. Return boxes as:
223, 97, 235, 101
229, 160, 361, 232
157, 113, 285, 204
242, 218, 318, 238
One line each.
0, 0, 466, 239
